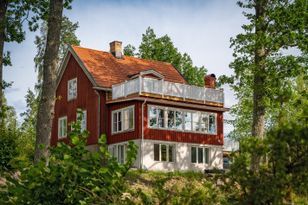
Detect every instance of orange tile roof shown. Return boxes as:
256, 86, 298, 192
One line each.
71, 46, 187, 88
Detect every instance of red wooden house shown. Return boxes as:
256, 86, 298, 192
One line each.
51, 41, 228, 171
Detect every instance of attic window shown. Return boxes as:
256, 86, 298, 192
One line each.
68, 78, 77, 101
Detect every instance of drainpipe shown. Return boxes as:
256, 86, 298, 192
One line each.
140, 99, 147, 169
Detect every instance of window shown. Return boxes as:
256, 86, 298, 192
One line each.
118, 144, 125, 164
149, 107, 157, 127
77, 110, 87, 131
68, 78, 77, 101
175, 111, 183, 130
191, 146, 210, 164
209, 114, 216, 134
153, 144, 175, 162
148, 105, 217, 134
58, 116, 67, 138
184, 112, 192, 131
112, 106, 134, 134
191, 147, 197, 163
192, 112, 200, 131
158, 108, 165, 128
167, 110, 175, 128
109, 144, 126, 164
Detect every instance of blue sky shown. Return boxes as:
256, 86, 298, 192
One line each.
4, 0, 246, 133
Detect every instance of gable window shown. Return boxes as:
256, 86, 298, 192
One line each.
68, 78, 77, 101
191, 146, 210, 164
153, 143, 175, 162
112, 106, 134, 134
77, 110, 87, 131
148, 105, 217, 134
58, 116, 67, 138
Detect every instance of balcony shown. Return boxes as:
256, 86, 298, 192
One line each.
111, 77, 224, 105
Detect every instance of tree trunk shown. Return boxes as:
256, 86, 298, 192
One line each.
34, 0, 64, 162
0, 0, 8, 128
250, 0, 267, 171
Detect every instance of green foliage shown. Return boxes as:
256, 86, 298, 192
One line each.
1, 111, 138, 204
0, 129, 18, 173
125, 170, 227, 205
17, 89, 38, 162
126, 27, 207, 86
34, 16, 80, 87
225, 84, 308, 204
123, 44, 136, 56
0, 98, 19, 172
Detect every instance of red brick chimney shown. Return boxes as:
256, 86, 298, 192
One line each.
109, 41, 123, 59
204, 74, 216, 88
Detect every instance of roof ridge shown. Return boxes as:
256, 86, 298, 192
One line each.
72, 45, 173, 66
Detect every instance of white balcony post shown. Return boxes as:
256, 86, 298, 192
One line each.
183, 84, 186, 101
161, 79, 164, 97
204, 87, 206, 104
139, 75, 142, 95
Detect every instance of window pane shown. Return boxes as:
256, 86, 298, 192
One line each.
184, 112, 192, 131
200, 114, 208, 133
128, 108, 134, 129
123, 109, 129, 130
113, 113, 118, 132
168, 145, 174, 162
192, 113, 200, 131
161, 144, 167, 161
167, 110, 175, 128
118, 112, 122, 131
175, 111, 183, 130
154, 144, 160, 161
204, 148, 209, 164
81, 111, 87, 131
118, 145, 124, 164
191, 147, 197, 163
209, 114, 216, 133
149, 107, 157, 127
158, 109, 165, 128
198, 147, 203, 163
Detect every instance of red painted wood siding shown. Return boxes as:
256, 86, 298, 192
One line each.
143, 103, 223, 145
51, 55, 99, 146
106, 101, 142, 144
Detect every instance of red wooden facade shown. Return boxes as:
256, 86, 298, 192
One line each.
51, 55, 99, 146
51, 46, 226, 148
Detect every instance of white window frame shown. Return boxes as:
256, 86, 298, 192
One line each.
153, 143, 175, 163
191, 146, 210, 164
58, 116, 67, 139
148, 105, 217, 135
77, 110, 87, 131
111, 105, 135, 134
67, 78, 77, 101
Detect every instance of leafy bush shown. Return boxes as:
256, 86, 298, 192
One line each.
0, 130, 18, 173
0, 113, 137, 204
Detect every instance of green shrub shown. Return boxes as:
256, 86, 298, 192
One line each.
0, 113, 137, 204
0, 130, 18, 173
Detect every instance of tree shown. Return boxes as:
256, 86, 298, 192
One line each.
221, 0, 307, 171
127, 27, 207, 86
35, 0, 72, 162
34, 16, 80, 89
18, 90, 39, 161
123, 44, 136, 57
0, 0, 33, 126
